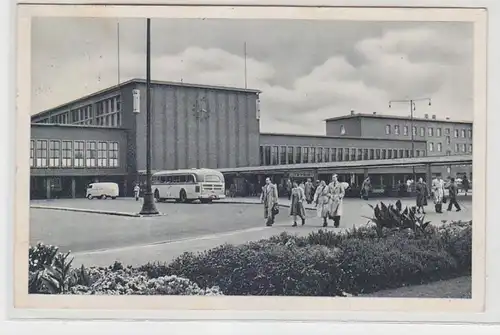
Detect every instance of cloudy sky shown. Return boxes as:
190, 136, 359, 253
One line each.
31, 17, 473, 135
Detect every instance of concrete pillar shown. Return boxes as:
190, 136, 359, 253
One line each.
313, 169, 319, 182
71, 177, 76, 198
363, 168, 369, 179
426, 163, 432, 184
45, 178, 51, 200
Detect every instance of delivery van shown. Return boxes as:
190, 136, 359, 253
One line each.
86, 182, 119, 200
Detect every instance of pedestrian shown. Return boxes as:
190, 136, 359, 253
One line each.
462, 175, 470, 196
313, 180, 330, 227
133, 183, 140, 201
446, 177, 462, 212
289, 181, 306, 227
431, 175, 445, 213
286, 178, 292, 200
415, 177, 428, 214
304, 178, 313, 204
360, 176, 371, 200
260, 177, 279, 226
327, 174, 345, 228
229, 183, 236, 198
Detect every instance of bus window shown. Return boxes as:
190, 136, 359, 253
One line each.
205, 175, 222, 182
186, 175, 195, 183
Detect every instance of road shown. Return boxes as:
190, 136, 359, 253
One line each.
29, 197, 472, 267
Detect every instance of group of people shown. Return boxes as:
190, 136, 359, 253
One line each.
260, 174, 346, 228
422, 175, 463, 214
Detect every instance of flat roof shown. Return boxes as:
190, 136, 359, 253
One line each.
31, 123, 126, 131
324, 113, 473, 125
260, 132, 427, 143
31, 78, 261, 119
217, 154, 473, 174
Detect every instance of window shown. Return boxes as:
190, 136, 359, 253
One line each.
428, 127, 434, 137
344, 148, 350, 161
394, 125, 400, 135
279, 146, 286, 165
412, 126, 417, 136
462, 143, 467, 152
35, 140, 48, 167
445, 128, 450, 135
340, 125, 346, 135
385, 125, 391, 135
71, 105, 93, 125
263, 146, 271, 165
109, 142, 119, 167
369, 149, 374, 160
404, 149, 410, 158
363, 149, 369, 160
271, 146, 279, 165
461, 129, 466, 138
95, 96, 122, 127
416, 150, 421, 157
310, 147, 316, 163
393, 149, 398, 158
48, 140, 61, 167
469, 144, 473, 153
446, 150, 451, 156
455, 143, 459, 153
387, 149, 392, 159
338, 148, 343, 161
382, 149, 387, 159
375, 149, 381, 160
437, 143, 442, 152
324, 148, 330, 162
468, 129, 472, 139
295, 146, 302, 163
399, 149, 404, 158
74, 141, 84, 167
436, 128, 442, 137
317, 148, 323, 163
454, 129, 459, 137
330, 148, 337, 162
446, 136, 451, 145
287, 147, 294, 165
403, 126, 408, 136
350, 148, 356, 161
357, 148, 363, 160
420, 127, 425, 137
98, 142, 108, 167
61, 141, 73, 167
86, 141, 97, 167
30, 140, 34, 167
429, 142, 434, 152
259, 146, 264, 165
302, 147, 309, 163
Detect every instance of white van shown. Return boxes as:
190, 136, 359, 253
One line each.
86, 182, 119, 200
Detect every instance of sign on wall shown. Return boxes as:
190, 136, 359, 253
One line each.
132, 89, 140, 114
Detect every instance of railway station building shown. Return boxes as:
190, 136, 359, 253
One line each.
29, 79, 473, 199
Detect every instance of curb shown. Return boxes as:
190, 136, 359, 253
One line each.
30, 205, 150, 218
217, 201, 316, 211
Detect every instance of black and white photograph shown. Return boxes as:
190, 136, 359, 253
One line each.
14, 4, 487, 312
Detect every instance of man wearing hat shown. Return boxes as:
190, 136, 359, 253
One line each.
327, 174, 345, 228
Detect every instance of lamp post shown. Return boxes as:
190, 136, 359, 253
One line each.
388, 97, 432, 186
140, 18, 159, 215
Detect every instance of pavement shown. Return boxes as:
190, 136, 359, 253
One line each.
29, 197, 472, 268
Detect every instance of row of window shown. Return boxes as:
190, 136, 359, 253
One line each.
385, 125, 472, 139
259, 146, 427, 166
35, 96, 122, 128
428, 142, 473, 153
30, 140, 119, 168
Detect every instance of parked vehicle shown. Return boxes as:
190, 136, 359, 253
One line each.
152, 168, 226, 203
86, 182, 119, 200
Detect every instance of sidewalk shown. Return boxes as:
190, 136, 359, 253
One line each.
219, 197, 317, 210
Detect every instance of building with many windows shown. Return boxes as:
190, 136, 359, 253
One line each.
29, 79, 473, 199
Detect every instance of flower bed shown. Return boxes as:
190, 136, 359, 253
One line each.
29, 217, 471, 296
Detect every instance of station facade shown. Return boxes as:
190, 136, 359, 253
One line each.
30, 79, 473, 199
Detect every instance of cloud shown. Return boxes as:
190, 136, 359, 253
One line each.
31, 19, 473, 135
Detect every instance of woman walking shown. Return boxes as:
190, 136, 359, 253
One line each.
431, 175, 445, 213
289, 181, 306, 227
313, 180, 330, 227
360, 176, 371, 200
415, 177, 429, 214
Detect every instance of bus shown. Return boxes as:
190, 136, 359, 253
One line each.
151, 168, 226, 203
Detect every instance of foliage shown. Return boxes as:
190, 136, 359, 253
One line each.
363, 200, 432, 237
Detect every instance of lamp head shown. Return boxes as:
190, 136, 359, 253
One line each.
428, 100, 432, 106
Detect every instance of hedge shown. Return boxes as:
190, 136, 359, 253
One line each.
29, 220, 472, 296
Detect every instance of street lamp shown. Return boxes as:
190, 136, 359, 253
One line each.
388, 97, 432, 186
139, 18, 159, 215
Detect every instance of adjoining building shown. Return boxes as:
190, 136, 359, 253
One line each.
30, 79, 473, 199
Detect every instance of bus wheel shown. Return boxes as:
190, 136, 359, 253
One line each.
179, 189, 187, 203
154, 189, 160, 202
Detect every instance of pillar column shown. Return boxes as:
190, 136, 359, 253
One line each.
313, 169, 319, 182
363, 168, 369, 179
45, 178, 51, 200
426, 163, 432, 184
71, 177, 76, 199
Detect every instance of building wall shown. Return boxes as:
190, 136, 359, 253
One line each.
132, 83, 260, 171
30, 124, 128, 177
325, 117, 361, 137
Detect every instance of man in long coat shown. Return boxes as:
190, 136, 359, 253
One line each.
431, 175, 445, 213
260, 177, 279, 226
446, 177, 461, 212
313, 180, 330, 227
327, 174, 345, 228
304, 178, 313, 204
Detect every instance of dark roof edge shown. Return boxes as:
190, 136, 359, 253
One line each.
31, 78, 261, 119
31, 123, 126, 131
323, 113, 473, 124
260, 132, 427, 142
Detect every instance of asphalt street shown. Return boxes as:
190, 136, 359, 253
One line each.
29, 197, 473, 267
